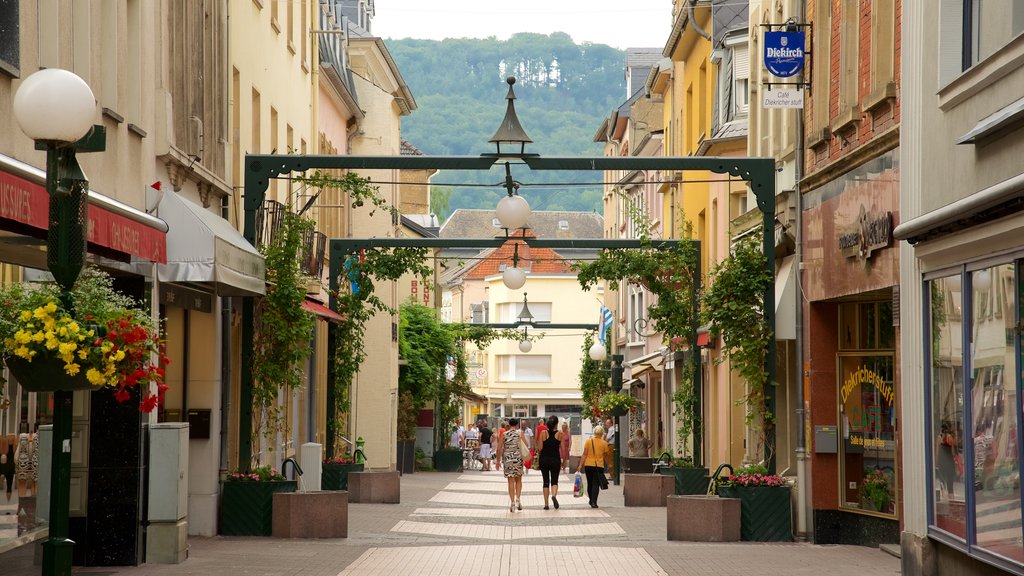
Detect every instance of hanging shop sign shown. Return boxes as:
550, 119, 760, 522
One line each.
838, 207, 893, 261
763, 31, 806, 78
762, 88, 805, 109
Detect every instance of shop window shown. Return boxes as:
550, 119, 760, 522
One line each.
926, 263, 1024, 566
838, 301, 895, 351
0, 0, 19, 76
928, 275, 966, 538
838, 353, 897, 516
968, 264, 1022, 563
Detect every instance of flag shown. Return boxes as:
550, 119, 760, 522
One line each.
598, 305, 613, 342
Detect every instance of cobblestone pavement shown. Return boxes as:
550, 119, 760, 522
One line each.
1, 469, 902, 575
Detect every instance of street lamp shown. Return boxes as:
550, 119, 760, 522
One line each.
589, 341, 607, 361
502, 242, 527, 290
13, 68, 105, 576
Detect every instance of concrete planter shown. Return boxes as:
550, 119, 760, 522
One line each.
272, 491, 348, 538
624, 473, 675, 507
667, 495, 741, 541
348, 471, 400, 503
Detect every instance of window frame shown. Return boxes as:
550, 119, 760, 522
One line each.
923, 261, 1024, 572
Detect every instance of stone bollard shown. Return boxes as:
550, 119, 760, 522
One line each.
623, 473, 674, 506
272, 491, 348, 538
348, 470, 400, 503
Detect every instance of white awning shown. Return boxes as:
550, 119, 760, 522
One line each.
624, 347, 667, 368
775, 255, 796, 340
155, 190, 265, 296
509, 393, 583, 400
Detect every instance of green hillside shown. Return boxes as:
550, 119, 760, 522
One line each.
387, 33, 626, 221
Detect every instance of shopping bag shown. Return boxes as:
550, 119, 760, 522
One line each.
573, 472, 585, 497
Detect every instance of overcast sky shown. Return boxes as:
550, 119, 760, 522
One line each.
372, 1, 673, 51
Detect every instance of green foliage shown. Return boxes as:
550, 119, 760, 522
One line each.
387, 34, 627, 219
597, 391, 638, 414
578, 331, 611, 422
252, 208, 316, 462
701, 233, 775, 464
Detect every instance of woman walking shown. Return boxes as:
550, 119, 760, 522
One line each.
496, 418, 525, 511
537, 415, 563, 510
577, 426, 610, 508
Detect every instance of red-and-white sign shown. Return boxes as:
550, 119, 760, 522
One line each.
0, 169, 167, 263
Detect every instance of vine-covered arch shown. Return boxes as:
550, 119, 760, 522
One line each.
242, 154, 777, 471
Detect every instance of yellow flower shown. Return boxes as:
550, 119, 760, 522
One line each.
60, 353, 74, 363
14, 346, 31, 358
58, 342, 77, 355
68, 321, 80, 333
77, 349, 88, 359
64, 362, 81, 376
19, 310, 31, 321
114, 350, 126, 362
86, 368, 105, 385
45, 337, 59, 350
43, 301, 57, 314
43, 317, 56, 330
31, 331, 45, 343
14, 330, 31, 345
33, 307, 48, 320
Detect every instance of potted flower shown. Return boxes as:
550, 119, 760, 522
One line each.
862, 467, 893, 513
597, 391, 638, 417
220, 464, 297, 536
0, 267, 168, 411
322, 454, 364, 491
713, 464, 792, 541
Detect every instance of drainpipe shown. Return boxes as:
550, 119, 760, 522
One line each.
793, 3, 810, 542
688, 0, 712, 41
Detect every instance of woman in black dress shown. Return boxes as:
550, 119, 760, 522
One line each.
537, 415, 563, 510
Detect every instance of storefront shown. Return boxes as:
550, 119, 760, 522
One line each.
802, 148, 901, 546
0, 153, 168, 559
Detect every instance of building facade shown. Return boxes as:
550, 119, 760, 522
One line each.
898, 0, 1024, 573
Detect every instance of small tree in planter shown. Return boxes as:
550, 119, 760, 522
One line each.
712, 464, 792, 541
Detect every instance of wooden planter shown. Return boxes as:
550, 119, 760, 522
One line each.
433, 448, 463, 472
220, 480, 297, 536
716, 485, 793, 541
659, 466, 710, 495
6, 356, 96, 393
322, 462, 364, 491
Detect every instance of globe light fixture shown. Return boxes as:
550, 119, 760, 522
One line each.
589, 341, 607, 361
14, 68, 97, 143
503, 265, 526, 290
973, 269, 992, 291
519, 339, 533, 353
496, 193, 530, 230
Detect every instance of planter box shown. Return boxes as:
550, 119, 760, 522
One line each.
716, 485, 793, 541
6, 356, 95, 392
659, 467, 710, 495
624, 473, 674, 507
396, 440, 416, 474
348, 471, 400, 504
433, 448, 463, 472
272, 491, 348, 538
220, 480, 297, 536
624, 457, 655, 474
322, 463, 364, 491
667, 495, 740, 541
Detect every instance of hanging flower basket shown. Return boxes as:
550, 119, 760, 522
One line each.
597, 391, 638, 418
5, 355, 95, 393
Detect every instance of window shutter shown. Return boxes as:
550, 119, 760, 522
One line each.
733, 45, 749, 80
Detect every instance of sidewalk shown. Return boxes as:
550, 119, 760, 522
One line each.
2, 469, 902, 575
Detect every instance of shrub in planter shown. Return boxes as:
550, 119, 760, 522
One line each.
713, 464, 792, 542
220, 465, 297, 536
322, 456, 364, 491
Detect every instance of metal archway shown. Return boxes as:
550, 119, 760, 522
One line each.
243, 154, 776, 471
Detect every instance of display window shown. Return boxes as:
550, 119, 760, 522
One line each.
926, 263, 1023, 566
837, 301, 897, 517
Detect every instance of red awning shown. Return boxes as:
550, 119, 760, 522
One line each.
301, 299, 343, 323
0, 163, 167, 263
696, 330, 713, 348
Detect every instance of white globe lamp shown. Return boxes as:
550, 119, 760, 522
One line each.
502, 266, 526, 290
14, 69, 97, 143
589, 341, 607, 361
496, 194, 530, 230
973, 269, 992, 291
518, 339, 533, 353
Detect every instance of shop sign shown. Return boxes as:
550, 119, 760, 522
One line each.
0, 169, 167, 263
838, 207, 892, 261
763, 31, 805, 78
762, 88, 804, 109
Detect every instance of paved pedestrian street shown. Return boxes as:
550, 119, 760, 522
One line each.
1, 469, 903, 576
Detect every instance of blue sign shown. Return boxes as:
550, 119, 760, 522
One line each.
764, 31, 805, 78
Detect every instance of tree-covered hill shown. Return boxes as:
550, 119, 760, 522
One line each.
387, 33, 626, 221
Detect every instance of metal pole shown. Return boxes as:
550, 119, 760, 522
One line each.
42, 390, 74, 576
611, 354, 624, 485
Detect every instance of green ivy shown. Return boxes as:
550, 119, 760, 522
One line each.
701, 233, 775, 465
252, 208, 316, 462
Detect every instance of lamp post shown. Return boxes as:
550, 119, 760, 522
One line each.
13, 68, 105, 576
609, 354, 624, 485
